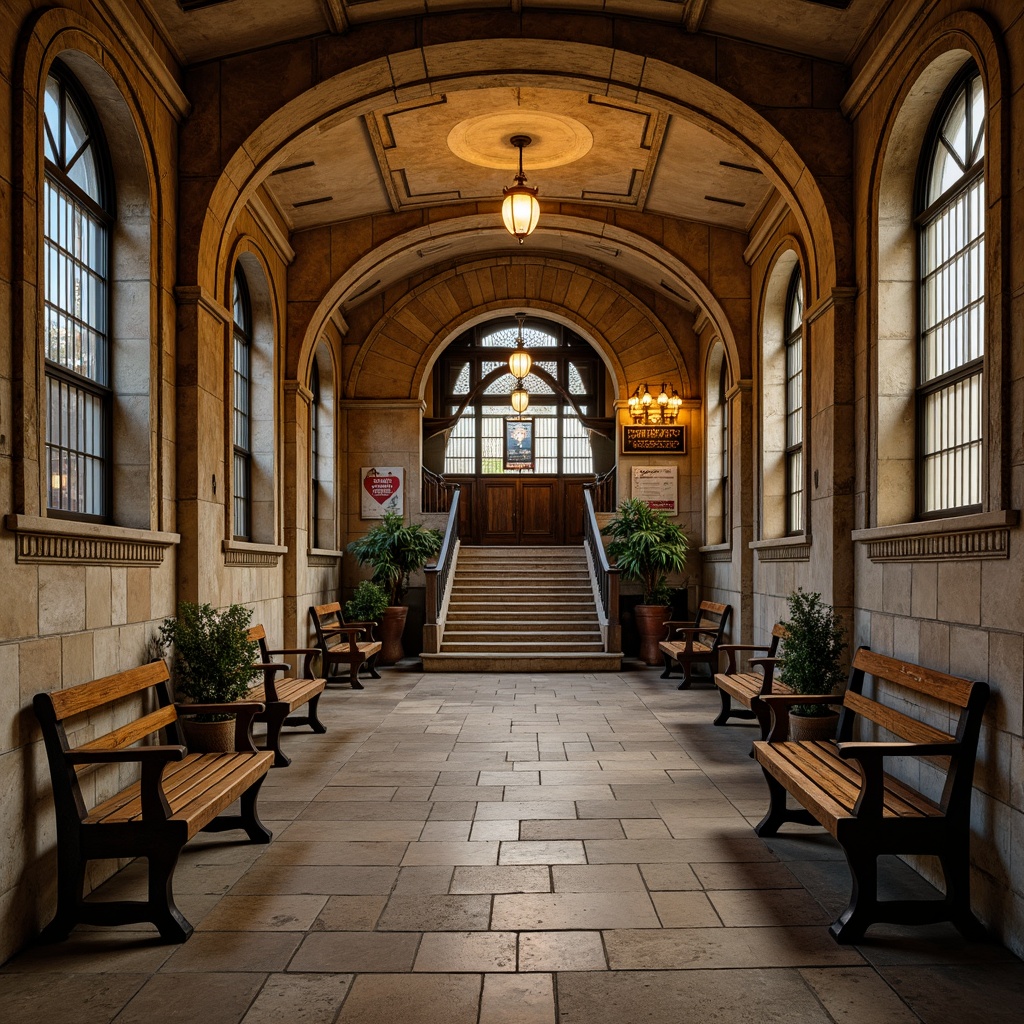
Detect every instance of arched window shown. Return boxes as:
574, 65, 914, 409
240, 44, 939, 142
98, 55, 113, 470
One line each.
784, 267, 804, 534
917, 64, 984, 516
43, 63, 112, 519
232, 266, 252, 540
438, 318, 603, 476
705, 343, 730, 546
309, 359, 321, 548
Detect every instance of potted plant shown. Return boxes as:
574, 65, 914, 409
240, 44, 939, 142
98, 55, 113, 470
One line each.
344, 580, 390, 623
602, 497, 689, 665
158, 601, 261, 751
347, 512, 442, 664
777, 589, 848, 741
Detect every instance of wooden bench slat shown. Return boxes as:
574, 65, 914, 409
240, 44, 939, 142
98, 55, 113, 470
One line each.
855, 648, 975, 708
48, 661, 170, 721
76, 705, 179, 755
843, 690, 955, 746
755, 742, 850, 834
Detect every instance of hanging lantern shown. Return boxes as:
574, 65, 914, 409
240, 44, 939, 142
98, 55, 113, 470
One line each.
501, 135, 540, 243
511, 384, 530, 414
508, 312, 532, 379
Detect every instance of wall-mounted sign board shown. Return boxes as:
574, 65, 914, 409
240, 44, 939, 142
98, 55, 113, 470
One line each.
361, 466, 404, 518
631, 466, 678, 515
621, 424, 687, 454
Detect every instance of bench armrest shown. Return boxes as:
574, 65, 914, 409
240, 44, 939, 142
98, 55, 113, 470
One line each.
265, 647, 319, 680
837, 741, 960, 818
68, 745, 188, 821
761, 693, 844, 742
718, 643, 771, 673
255, 662, 290, 673
175, 701, 265, 752
663, 626, 719, 653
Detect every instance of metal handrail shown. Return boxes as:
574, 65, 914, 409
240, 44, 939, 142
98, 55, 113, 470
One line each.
583, 484, 619, 630
424, 486, 460, 626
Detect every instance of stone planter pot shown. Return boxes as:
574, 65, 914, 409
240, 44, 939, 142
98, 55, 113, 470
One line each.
634, 604, 671, 666
377, 605, 409, 665
180, 717, 235, 752
788, 710, 840, 742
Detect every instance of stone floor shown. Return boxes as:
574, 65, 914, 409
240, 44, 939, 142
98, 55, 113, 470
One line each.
3, 666, 1024, 1023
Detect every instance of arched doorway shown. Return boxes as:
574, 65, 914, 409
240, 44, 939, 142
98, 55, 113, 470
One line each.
430, 315, 611, 544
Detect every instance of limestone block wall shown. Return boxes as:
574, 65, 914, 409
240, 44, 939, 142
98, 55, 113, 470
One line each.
0, 1, 185, 963
845, 0, 1024, 955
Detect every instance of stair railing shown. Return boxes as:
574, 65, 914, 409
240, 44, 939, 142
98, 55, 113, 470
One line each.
583, 484, 621, 653
591, 467, 617, 512
423, 485, 461, 653
422, 467, 458, 513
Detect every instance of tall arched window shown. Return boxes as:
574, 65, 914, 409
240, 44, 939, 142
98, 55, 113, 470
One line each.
917, 64, 984, 516
309, 359, 321, 549
232, 267, 252, 540
719, 363, 730, 540
43, 63, 112, 519
705, 343, 730, 546
784, 267, 804, 535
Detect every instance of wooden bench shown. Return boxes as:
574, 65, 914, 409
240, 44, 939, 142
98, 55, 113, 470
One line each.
713, 623, 791, 735
752, 646, 989, 943
658, 600, 733, 689
309, 601, 382, 689
247, 625, 327, 767
33, 661, 274, 943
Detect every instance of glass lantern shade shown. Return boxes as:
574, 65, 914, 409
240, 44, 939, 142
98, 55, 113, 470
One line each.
508, 347, 533, 379
510, 386, 530, 413
502, 187, 540, 242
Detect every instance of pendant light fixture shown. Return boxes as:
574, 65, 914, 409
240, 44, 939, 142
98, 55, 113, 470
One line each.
501, 135, 540, 243
508, 313, 532, 414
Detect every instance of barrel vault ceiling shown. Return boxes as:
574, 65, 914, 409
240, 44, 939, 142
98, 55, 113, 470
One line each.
138, 0, 887, 311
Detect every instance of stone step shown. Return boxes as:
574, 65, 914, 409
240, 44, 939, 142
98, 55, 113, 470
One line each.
446, 611, 599, 622
439, 640, 607, 654
448, 604, 597, 615
420, 652, 623, 673
442, 628, 603, 642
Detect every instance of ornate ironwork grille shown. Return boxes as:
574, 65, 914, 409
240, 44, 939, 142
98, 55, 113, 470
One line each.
232, 269, 252, 540
784, 267, 804, 535
43, 65, 111, 520
438, 318, 603, 476
917, 65, 985, 516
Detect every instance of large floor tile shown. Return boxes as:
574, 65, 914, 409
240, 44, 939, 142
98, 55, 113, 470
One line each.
491, 892, 660, 930
336, 974, 481, 1024
289, 932, 420, 973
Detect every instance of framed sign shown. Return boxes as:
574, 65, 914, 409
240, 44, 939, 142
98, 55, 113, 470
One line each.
360, 466, 404, 518
504, 417, 534, 471
621, 424, 687, 454
631, 466, 678, 514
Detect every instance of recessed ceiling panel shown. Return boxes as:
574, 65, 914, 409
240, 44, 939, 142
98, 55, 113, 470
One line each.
365, 87, 666, 213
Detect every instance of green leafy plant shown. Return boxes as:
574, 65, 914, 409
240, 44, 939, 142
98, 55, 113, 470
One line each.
602, 497, 689, 605
347, 512, 443, 607
344, 580, 390, 622
778, 589, 848, 716
158, 602, 261, 721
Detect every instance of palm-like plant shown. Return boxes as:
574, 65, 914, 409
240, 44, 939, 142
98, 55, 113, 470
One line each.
347, 513, 443, 607
602, 497, 689, 605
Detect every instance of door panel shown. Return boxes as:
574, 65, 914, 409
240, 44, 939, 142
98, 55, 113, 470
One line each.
521, 481, 559, 543
482, 480, 518, 543
563, 480, 586, 544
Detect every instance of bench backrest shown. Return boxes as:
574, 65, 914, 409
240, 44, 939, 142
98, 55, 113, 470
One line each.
695, 600, 732, 647
838, 647, 988, 814
33, 661, 181, 820
309, 602, 342, 649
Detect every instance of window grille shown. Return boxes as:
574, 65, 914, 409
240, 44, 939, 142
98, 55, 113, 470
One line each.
917, 65, 985, 516
43, 65, 111, 519
784, 268, 804, 534
233, 268, 252, 540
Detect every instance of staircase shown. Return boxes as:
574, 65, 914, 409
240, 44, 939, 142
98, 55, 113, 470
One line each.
420, 546, 622, 672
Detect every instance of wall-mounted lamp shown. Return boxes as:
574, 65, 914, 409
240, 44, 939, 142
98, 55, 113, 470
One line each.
627, 382, 682, 424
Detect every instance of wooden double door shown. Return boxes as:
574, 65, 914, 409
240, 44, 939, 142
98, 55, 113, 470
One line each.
451, 476, 587, 545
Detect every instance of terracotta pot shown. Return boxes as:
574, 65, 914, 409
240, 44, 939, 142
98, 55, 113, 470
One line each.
788, 710, 840, 742
180, 717, 235, 752
634, 604, 671, 666
377, 605, 409, 665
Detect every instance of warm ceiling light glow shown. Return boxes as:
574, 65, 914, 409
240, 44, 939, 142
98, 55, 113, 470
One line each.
508, 312, 532, 379
511, 386, 530, 413
502, 135, 540, 243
